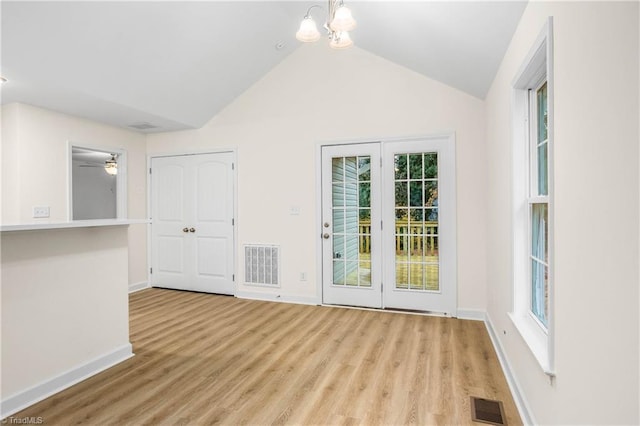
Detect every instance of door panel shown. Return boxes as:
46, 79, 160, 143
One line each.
383, 138, 456, 314
151, 152, 235, 295
322, 144, 382, 308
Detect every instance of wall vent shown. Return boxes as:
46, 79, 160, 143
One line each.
244, 244, 280, 286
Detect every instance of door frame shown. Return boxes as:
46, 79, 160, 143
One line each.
147, 148, 238, 292
315, 134, 457, 314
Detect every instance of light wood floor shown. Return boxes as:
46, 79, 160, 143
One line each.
15, 288, 521, 425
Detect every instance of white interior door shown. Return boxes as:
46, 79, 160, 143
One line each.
321, 137, 456, 315
321, 143, 382, 308
151, 152, 235, 295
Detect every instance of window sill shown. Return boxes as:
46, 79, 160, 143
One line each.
509, 311, 555, 377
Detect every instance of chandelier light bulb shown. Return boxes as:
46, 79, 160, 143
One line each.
330, 5, 356, 32
329, 31, 353, 50
296, 16, 321, 43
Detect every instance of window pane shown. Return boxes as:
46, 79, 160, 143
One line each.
333, 260, 345, 285
537, 82, 548, 143
394, 154, 407, 180
425, 264, 439, 291
424, 153, 438, 179
537, 143, 548, 196
395, 182, 408, 206
332, 158, 344, 182
359, 261, 371, 287
531, 203, 548, 263
395, 262, 408, 289
333, 209, 345, 233
409, 181, 423, 206
424, 181, 438, 207
359, 183, 370, 207
531, 260, 548, 326
344, 157, 357, 181
358, 157, 370, 181
409, 154, 423, 179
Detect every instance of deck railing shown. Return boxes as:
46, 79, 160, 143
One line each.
358, 219, 438, 254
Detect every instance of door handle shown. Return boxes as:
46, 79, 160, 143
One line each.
189, 228, 196, 233
183, 227, 189, 233
323, 233, 330, 239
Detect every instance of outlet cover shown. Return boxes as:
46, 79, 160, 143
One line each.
33, 206, 50, 218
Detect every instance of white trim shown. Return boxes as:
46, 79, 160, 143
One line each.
128, 281, 149, 293
485, 313, 535, 426
0, 344, 133, 419
235, 291, 318, 306
456, 309, 485, 321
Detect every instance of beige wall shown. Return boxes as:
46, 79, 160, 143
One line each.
0, 103, 148, 286
485, 1, 639, 424
147, 42, 488, 312
1, 226, 131, 404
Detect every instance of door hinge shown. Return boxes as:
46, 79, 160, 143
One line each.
232, 274, 235, 282
381, 282, 383, 291
232, 218, 235, 226
150, 267, 153, 274
232, 163, 235, 170
380, 157, 383, 167
149, 168, 152, 174
381, 220, 383, 230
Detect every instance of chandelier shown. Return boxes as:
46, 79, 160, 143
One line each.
295, 0, 357, 49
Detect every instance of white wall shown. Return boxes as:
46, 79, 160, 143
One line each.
0, 103, 148, 286
1, 226, 131, 414
485, 2, 639, 424
147, 42, 487, 313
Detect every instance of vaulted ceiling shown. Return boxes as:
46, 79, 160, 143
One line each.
1, 1, 527, 133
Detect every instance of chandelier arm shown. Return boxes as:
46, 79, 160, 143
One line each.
304, 4, 323, 18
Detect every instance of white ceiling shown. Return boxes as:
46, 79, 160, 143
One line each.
1, 1, 527, 133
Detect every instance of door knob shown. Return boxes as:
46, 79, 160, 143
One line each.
183, 227, 189, 233
323, 233, 330, 239
189, 228, 196, 233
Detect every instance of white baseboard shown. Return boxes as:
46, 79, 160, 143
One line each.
456, 308, 485, 321
235, 290, 319, 306
484, 313, 534, 425
129, 281, 149, 293
1, 343, 134, 419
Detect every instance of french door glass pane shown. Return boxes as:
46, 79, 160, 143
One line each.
332, 155, 373, 288
394, 152, 440, 291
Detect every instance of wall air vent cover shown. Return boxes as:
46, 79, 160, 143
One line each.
128, 122, 158, 130
244, 244, 280, 287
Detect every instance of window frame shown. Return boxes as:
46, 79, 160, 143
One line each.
509, 18, 555, 376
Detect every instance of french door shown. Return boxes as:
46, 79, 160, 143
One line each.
150, 152, 235, 295
321, 137, 456, 315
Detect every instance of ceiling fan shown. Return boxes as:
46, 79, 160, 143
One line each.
78, 154, 118, 175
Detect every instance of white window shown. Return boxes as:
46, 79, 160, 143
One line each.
510, 19, 555, 375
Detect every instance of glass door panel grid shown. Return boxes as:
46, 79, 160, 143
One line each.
332, 156, 372, 287
394, 153, 439, 291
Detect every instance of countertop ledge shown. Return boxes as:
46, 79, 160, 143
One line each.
1, 219, 150, 232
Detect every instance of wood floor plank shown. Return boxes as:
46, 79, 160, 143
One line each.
11, 288, 522, 425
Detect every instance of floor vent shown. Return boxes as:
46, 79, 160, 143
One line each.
244, 244, 280, 286
470, 396, 506, 425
